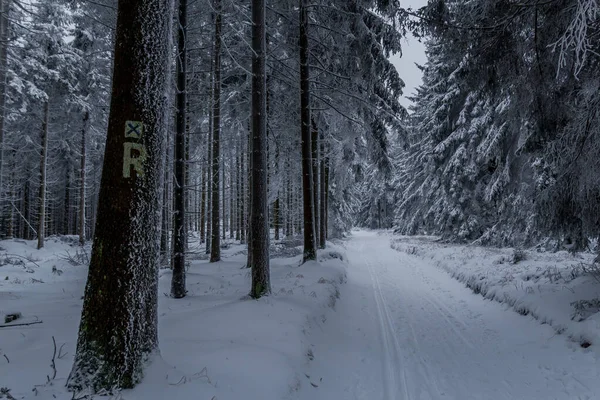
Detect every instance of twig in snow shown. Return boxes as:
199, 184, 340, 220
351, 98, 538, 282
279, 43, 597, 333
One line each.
58, 343, 68, 359
60, 248, 90, 266
2, 354, 9, 363
563, 285, 575, 293
2, 253, 41, 268
47, 336, 57, 383
0, 320, 43, 328
169, 376, 186, 386
0, 387, 17, 400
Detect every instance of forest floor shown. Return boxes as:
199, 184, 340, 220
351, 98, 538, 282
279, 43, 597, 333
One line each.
2, 230, 600, 399
0, 235, 347, 400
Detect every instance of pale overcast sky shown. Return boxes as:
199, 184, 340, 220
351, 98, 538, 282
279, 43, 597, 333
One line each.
390, 0, 428, 110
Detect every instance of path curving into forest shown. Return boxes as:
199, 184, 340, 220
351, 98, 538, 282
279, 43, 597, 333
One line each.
295, 230, 599, 400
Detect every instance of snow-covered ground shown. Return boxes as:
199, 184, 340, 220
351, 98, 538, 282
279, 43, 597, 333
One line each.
294, 230, 600, 400
390, 234, 600, 349
3, 230, 600, 400
0, 236, 347, 400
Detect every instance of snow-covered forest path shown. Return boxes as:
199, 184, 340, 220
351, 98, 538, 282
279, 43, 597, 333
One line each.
296, 230, 599, 400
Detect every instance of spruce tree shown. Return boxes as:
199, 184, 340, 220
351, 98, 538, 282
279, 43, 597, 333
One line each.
67, 0, 174, 392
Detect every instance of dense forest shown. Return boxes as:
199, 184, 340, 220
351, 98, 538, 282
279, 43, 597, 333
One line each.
0, 0, 402, 251
0, 0, 598, 395
1, 0, 597, 256
391, 0, 600, 250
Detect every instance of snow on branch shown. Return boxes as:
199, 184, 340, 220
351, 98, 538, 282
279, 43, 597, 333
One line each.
552, 0, 599, 77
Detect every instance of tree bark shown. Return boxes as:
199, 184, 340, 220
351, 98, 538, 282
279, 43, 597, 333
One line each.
311, 118, 319, 245
37, 101, 49, 250
160, 164, 169, 257
67, 0, 173, 392
299, 0, 316, 262
6, 150, 14, 239
324, 144, 330, 241
236, 135, 242, 241
0, 0, 9, 233
23, 178, 31, 239
199, 154, 206, 243
205, 98, 212, 254
285, 167, 291, 238
274, 141, 280, 241
171, 0, 187, 298
249, 0, 270, 298
64, 167, 71, 234
229, 142, 234, 239
319, 129, 326, 249
222, 154, 226, 240
210, 0, 222, 262
160, 118, 171, 259
79, 111, 89, 246
239, 134, 246, 243
246, 123, 252, 268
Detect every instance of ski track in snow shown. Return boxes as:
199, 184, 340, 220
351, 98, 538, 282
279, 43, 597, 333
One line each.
296, 230, 599, 400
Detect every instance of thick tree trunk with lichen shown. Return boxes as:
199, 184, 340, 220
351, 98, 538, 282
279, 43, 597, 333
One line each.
67, 0, 173, 393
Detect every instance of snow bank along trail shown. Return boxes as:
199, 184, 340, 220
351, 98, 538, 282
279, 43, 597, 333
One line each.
297, 230, 599, 400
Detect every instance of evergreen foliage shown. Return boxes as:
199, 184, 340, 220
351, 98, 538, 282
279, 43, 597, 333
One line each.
393, 0, 600, 248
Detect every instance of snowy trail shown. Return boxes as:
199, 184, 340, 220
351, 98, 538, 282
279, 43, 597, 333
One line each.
296, 230, 599, 400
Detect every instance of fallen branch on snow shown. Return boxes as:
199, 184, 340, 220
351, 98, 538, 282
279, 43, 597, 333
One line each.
0, 320, 43, 328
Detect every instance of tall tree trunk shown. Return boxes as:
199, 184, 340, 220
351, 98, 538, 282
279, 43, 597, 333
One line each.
67, 0, 173, 391
324, 144, 329, 241
319, 129, 326, 249
249, 0, 270, 298
285, 167, 291, 238
171, 0, 187, 298
239, 135, 246, 243
246, 124, 252, 268
160, 177, 168, 256
311, 118, 319, 245
90, 164, 99, 239
299, 0, 316, 262
199, 155, 206, 243
210, 0, 222, 262
79, 111, 89, 245
185, 121, 191, 238
195, 176, 199, 232
205, 99, 212, 254
37, 101, 49, 250
229, 142, 234, 239
236, 136, 241, 241
47, 198, 53, 237
0, 0, 9, 233
222, 154, 226, 240
23, 178, 30, 239
65, 166, 71, 234
160, 118, 171, 259
6, 149, 14, 239
273, 198, 280, 240
274, 141, 280, 241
